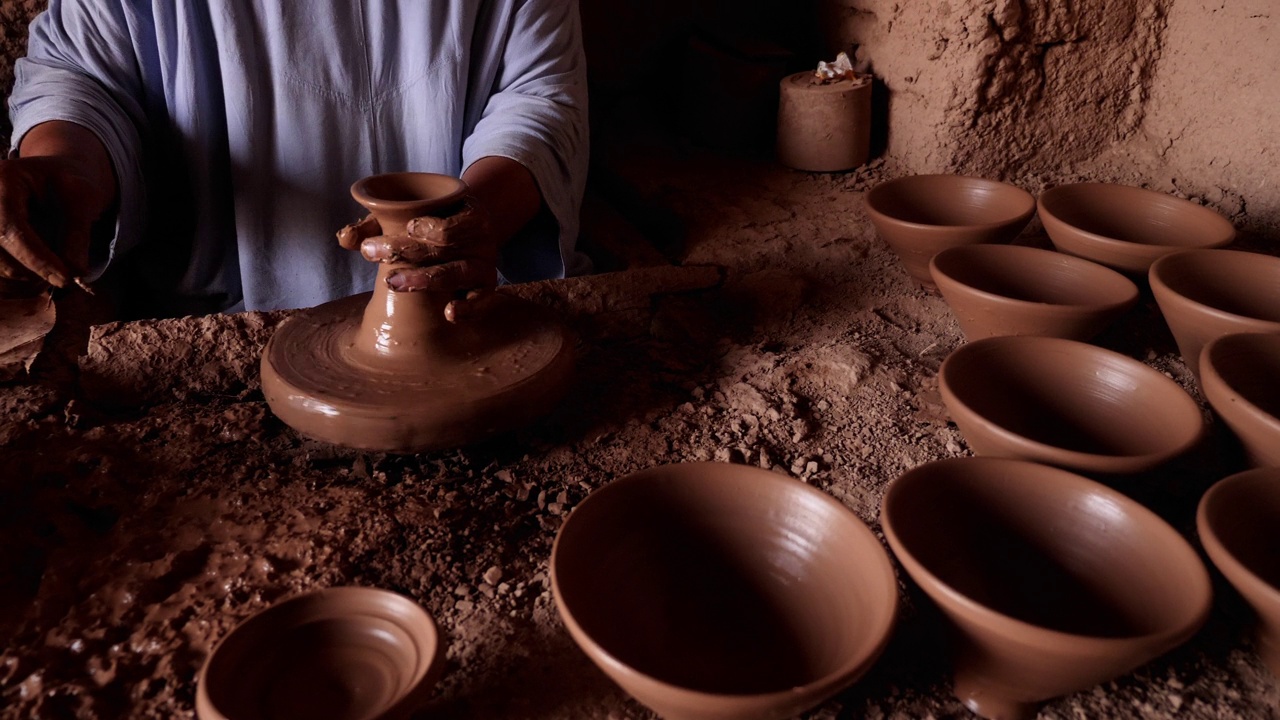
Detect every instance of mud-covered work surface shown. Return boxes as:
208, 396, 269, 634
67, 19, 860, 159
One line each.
3, 145, 1280, 719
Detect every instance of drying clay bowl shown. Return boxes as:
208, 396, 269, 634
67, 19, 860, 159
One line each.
864, 175, 1036, 289
1149, 248, 1280, 379
929, 244, 1139, 341
551, 462, 898, 720
196, 587, 444, 720
883, 457, 1212, 720
939, 335, 1204, 475
1038, 183, 1235, 274
1197, 467, 1280, 678
1201, 333, 1280, 468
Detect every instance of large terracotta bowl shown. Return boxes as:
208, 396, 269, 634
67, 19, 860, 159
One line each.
864, 175, 1035, 289
551, 462, 898, 720
1201, 333, 1280, 468
1198, 467, 1280, 679
939, 335, 1205, 475
1149, 249, 1280, 378
930, 244, 1138, 342
1038, 183, 1235, 274
884, 457, 1212, 720
196, 587, 444, 720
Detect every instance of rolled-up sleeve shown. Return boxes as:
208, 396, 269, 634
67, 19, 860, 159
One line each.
8, 0, 148, 277
462, 0, 589, 283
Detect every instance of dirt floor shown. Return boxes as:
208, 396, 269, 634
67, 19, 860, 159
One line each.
3, 134, 1280, 719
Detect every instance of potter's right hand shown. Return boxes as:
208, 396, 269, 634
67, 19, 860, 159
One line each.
0, 155, 109, 289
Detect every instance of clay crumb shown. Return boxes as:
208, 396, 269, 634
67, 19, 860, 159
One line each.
482, 566, 503, 585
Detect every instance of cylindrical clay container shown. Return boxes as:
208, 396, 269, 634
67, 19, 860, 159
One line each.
776, 71, 872, 172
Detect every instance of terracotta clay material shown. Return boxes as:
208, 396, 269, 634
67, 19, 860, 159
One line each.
929, 244, 1139, 342
1149, 248, 1280, 379
882, 457, 1212, 720
1038, 183, 1236, 275
260, 172, 575, 453
776, 72, 872, 173
864, 175, 1035, 289
939, 335, 1204, 475
550, 462, 898, 720
1197, 467, 1280, 679
1200, 333, 1280, 468
195, 586, 444, 720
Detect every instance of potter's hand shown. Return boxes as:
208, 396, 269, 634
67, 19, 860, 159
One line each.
0, 155, 106, 289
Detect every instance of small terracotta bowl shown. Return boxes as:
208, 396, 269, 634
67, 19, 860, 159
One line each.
1038, 183, 1235, 274
864, 175, 1036, 289
929, 244, 1139, 341
939, 335, 1204, 475
196, 587, 444, 720
883, 457, 1212, 720
1198, 467, 1280, 678
551, 462, 898, 720
1149, 249, 1280, 378
1201, 333, 1280, 468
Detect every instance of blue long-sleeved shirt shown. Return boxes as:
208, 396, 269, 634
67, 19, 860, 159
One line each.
8, 0, 589, 312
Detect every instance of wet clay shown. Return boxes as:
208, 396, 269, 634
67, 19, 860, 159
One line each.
196, 587, 444, 720
883, 457, 1212, 720
1200, 333, 1280, 468
863, 175, 1035, 289
260, 172, 575, 452
776, 72, 872, 173
1038, 183, 1236, 275
551, 462, 898, 720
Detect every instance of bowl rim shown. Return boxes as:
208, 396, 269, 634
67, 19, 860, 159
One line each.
1196, 466, 1280, 607
1200, 333, 1280, 434
350, 171, 468, 214
930, 244, 1140, 312
549, 461, 899, 707
865, 174, 1036, 232
939, 335, 1205, 471
882, 456, 1213, 648
1038, 182, 1236, 252
1149, 249, 1280, 328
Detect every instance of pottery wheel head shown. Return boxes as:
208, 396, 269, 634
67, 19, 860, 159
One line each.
261, 292, 574, 453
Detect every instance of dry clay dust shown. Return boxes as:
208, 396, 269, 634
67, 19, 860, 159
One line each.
3, 144, 1280, 719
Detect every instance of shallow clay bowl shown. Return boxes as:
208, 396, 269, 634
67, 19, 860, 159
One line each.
1038, 183, 1235, 274
196, 587, 444, 720
929, 244, 1139, 341
551, 462, 898, 720
864, 174, 1036, 289
1149, 249, 1280, 378
1198, 467, 1280, 678
939, 335, 1204, 475
1201, 333, 1280, 468
883, 457, 1212, 720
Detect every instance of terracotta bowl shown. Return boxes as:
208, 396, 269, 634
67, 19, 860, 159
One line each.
551, 462, 898, 720
883, 457, 1212, 720
1149, 249, 1280, 378
1038, 183, 1235, 274
196, 587, 444, 720
1201, 333, 1280, 468
930, 244, 1139, 341
864, 175, 1036, 289
1198, 467, 1280, 678
939, 335, 1204, 475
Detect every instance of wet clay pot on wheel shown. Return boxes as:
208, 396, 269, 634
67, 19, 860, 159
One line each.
864, 175, 1035, 290
929, 244, 1139, 342
550, 462, 898, 720
1038, 183, 1235, 275
261, 172, 575, 453
939, 335, 1204, 475
196, 587, 445, 720
1198, 467, 1280, 679
882, 457, 1212, 720
1149, 248, 1280, 379
1201, 333, 1280, 468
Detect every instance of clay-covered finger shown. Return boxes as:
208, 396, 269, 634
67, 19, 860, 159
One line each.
444, 289, 503, 323
406, 202, 490, 249
0, 206, 72, 288
385, 258, 497, 294
336, 214, 382, 251
359, 234, 455, 264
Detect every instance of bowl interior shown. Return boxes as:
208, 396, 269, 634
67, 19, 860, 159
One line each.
1153, 250, 1280, 322
201, 588, 437, 720
867, 175, 1034, 228
1040, 184, 1235, 249
553, 463, 895, 696
1206, 333, 1280, 420
1200, 469, 1280, 589
942, 337, 1201, 457
886, 458, 1207, 636
932, 245, 1137, 307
